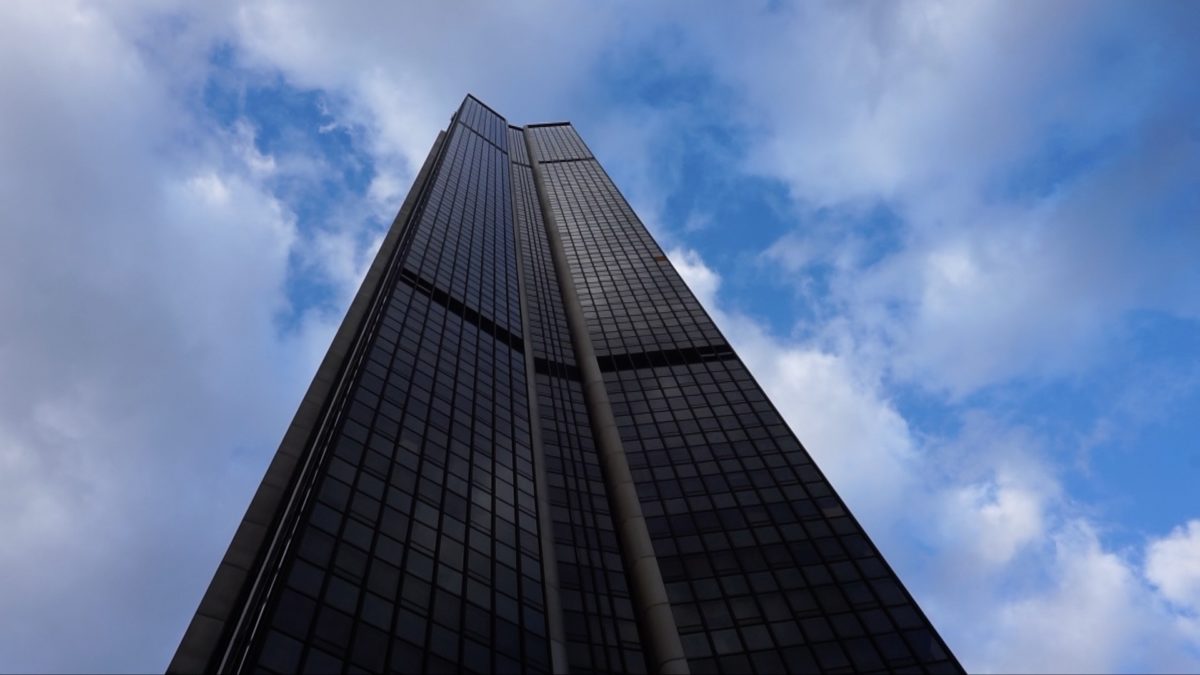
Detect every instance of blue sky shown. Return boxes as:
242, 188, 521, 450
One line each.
1, 2, 1198, 672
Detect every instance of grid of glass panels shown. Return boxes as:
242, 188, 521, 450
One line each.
534, 123, 960, 674
530, 146, 721, 358
511, 127, 646, 674
241, 98, 552, 675
506, 126, 530, 166
613, 360, 957, 674
405, 109, 520, 337
457, 96, 509, 150
526, 124, 593, 163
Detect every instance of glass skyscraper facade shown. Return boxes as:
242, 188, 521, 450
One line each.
171, 96, 961, 674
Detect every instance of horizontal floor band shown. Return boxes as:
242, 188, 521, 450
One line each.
397, 268, 525, 352
534, 356, 581, 381
537, 157, 593, 164
537, 344, 737, 380
455, 119, 508, 155
596, 344, 736, 372
397, 269, 734, 379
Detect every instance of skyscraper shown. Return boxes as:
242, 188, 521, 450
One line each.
171, 95, 961, 674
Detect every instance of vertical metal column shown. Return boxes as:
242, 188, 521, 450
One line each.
509, 149, 570, 674
522, 129, 689, 675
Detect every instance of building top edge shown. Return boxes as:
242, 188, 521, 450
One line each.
462, 93, 507, 122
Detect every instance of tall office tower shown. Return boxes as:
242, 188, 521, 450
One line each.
171, 96, 961, 675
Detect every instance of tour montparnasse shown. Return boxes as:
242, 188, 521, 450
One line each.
171, 95, 961, 675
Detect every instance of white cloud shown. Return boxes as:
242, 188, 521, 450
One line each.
984, 524, 1148, 673
870, 147, 1199, 395
188, 171, 231, 204
966, 521, 1200, 674
232, 119, 278, 176
667, 247, 721, 307
943, 477, 1046, 568
682, 1, 1200, 396
1147, 520, 1200, 611
0, 2, 339, 670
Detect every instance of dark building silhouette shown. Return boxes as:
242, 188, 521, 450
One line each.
171, 96, 961, 675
